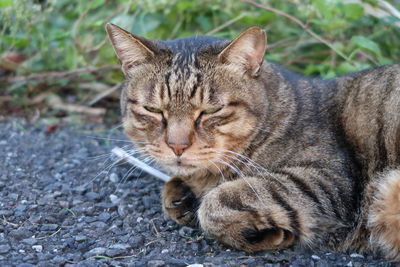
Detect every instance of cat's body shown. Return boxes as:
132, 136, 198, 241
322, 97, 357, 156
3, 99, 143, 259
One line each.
106, 24, 400, 260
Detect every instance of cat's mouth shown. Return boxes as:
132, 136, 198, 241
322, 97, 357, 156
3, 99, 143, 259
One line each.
175, 159, 196, 168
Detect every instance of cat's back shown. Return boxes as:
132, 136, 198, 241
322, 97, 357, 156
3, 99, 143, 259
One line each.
333, 63, 400, 179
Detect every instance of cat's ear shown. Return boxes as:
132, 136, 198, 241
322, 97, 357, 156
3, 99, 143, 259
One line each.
106, 23, 155, 75
218, 26, 266, 76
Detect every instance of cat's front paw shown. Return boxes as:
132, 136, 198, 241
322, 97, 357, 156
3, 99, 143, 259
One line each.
162, 177, 199, 226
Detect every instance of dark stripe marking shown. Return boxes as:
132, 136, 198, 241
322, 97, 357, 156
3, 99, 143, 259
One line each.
316, 180, 343, 221
127, 98, 138, 104
165, 72, 171, 99
276, 169, 326, 215
270, 190, 301, 237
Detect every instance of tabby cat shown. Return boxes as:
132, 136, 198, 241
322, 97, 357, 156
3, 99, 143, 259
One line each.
106, 23, 400, 261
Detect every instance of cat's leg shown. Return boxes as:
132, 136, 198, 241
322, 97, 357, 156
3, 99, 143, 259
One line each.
162, 177, 199, 226
367, 169, 400, 261
198, 176, 346, 252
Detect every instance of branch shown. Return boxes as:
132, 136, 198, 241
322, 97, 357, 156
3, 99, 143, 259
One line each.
206, 13, 247, 35
46, 94, 106, 116
87, 82, 122, 106
240, 0, 352, 62
2, 65, 119, 83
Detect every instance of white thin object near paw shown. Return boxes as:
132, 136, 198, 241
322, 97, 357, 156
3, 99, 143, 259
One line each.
111, 147, 170, 182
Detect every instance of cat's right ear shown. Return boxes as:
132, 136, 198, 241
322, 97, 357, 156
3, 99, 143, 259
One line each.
106, 23, 155, 76
218, 27, 266, 77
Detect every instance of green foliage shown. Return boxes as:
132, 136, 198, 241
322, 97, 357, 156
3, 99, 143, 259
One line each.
1, 0, 399, 105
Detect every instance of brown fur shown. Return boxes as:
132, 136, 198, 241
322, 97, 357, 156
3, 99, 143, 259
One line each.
106, 23, 400, 261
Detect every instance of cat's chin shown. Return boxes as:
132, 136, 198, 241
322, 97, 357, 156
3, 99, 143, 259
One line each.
163, 163, 201, 176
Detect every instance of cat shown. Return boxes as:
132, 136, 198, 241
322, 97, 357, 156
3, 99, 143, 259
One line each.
106, 23, 400, 261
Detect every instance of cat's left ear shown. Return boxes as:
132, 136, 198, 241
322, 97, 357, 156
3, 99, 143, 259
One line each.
106, 23, 156, 76
218, 27, 266, 76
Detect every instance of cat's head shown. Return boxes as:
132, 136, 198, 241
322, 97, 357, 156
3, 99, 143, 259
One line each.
106, 24, 267, 176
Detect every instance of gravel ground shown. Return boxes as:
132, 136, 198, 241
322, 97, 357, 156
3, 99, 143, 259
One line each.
0, 118, 395, 266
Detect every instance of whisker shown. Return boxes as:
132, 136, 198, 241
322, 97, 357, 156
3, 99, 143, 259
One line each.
85, 135, 150, 145
215, 158, 265, 205
220, 149, 286, 187
208, 160, 227, 182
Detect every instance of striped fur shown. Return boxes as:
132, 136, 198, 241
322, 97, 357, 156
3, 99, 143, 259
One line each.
106, 24, 400, 260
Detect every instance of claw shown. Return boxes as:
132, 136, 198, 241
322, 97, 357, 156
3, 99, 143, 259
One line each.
172, 200, 182, 206
177, 210, 191, 219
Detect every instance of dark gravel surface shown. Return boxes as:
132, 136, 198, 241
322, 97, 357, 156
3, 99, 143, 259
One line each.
0, 118, 394, 266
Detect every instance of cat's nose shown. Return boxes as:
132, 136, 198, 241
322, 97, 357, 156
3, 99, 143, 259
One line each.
167, 142, 190, 156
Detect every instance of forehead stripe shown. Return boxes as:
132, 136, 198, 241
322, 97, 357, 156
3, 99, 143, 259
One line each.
165, 72, 171, 99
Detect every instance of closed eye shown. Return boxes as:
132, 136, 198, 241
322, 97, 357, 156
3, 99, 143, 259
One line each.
202, 107, 223, 115
144, 106, 163, 113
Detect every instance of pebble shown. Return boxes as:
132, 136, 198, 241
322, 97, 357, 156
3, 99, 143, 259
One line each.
85, 192, 101, 201
21, 238, 37, 245
74, 235, 87, 242
85, 247, 106, 257
311, 254, 321, 261
17, 264, 35, 267
128, 235, 144, 248
105, 248, 125, 257
350, 253, 364, 259
110, 243, 130, 250
0, 244, 11, 254
0, 210, 13, 216
40, 224, 58, 231
165, 259, 187, 266
109, 194, 120, 204
98, 212, 111, 222
109, 173, 119, 183
179, 226, 195, 237
9, 228, 33, 240
147, 260, 165, 267
32, 245, 43, 253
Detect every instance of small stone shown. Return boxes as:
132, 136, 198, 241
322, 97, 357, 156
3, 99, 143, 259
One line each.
165, 259, 187, 267
86, 192, 101, 201
74, 235, 87, 242
85, 247, 106, 257
0, 210, 13, 216
109, 173, 119, 183
0, 244, 10, 254
110, 243, 130, 250
105, 248, 125, 257
136, 217, 143, 223
40, 224, 58, 231
187, 264, 204, 267
311, 255, 321, 260
98, 212, 111, 222
90, 221, 107, 229
21, 238, 37, 245
52, 255, 66, 264
350, 253, 364, 259
179, 226, 194, 237
161, 249, 169, 254
128, 235, 144, 248
347, 261, 353, 267
147, 260, 165, 267
9, 228, 33, 240
32, 245, 43, 253
109, 194, 120, 204
17, 264, 35, 267
59, 201, 69, 208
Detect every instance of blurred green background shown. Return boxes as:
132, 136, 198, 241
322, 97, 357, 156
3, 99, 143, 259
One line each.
0, 0, 399, 121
